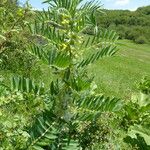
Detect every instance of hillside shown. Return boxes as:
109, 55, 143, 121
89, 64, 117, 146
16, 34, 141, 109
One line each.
97, 6, 150, 44
88, 40, 150, 98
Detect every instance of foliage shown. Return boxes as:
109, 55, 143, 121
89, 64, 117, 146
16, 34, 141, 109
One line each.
0, 0, 150, 150
0, 0, 36, 76
0, 0, 121, 149
97, 6, 150, 44
124, 133, 150, 150
137, 77, 150, 94
135, 36, 147, 44
121, 77, 150, 149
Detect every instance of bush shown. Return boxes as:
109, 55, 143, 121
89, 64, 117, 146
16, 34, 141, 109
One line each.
125, 28, 140, 41
97, 7, 150, 43
116, 25, 127, 39
135, 36, 147, 44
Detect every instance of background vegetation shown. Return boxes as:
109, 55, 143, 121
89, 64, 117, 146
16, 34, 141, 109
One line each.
97, 6, 150, 44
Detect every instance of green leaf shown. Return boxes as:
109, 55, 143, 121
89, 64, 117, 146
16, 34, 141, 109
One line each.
11, 76, 44, 95
124, 134, 150, 150
76, 95, 122, 121
128, 125, 150, 145
78, 45, 118, 68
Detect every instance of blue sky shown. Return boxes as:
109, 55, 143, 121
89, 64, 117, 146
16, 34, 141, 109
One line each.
20, 0, 150, 11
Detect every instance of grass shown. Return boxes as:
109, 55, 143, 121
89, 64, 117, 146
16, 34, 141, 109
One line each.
87, 40, 150, 99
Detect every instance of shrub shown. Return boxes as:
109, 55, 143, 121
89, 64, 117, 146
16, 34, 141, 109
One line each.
0, 0, 121, 149
97, 7, 150, 43
135, 36, 147, 44
125, 28, 139, 41
116, 25, 127, 39
0, 0, 34, 76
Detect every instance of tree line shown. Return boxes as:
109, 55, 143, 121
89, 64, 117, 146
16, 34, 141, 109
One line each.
97, 6, 150, 44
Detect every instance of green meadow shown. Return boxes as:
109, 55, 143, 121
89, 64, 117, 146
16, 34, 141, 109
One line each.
87, 40, 150, 99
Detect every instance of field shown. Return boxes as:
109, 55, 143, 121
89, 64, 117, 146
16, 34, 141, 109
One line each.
87, 40, 150, 99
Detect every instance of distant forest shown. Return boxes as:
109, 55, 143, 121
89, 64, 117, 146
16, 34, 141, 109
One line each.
97, 5, 150, 44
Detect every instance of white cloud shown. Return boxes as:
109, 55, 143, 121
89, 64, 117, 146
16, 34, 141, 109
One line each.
115, 0, 130, 6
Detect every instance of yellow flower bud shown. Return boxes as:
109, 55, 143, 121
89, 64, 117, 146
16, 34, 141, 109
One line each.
61, 43, 67, 50
17, 8, 24, 17
61, 19, 69, 25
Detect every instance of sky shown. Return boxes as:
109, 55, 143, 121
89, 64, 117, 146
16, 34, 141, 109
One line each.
19, 0, 150, 11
